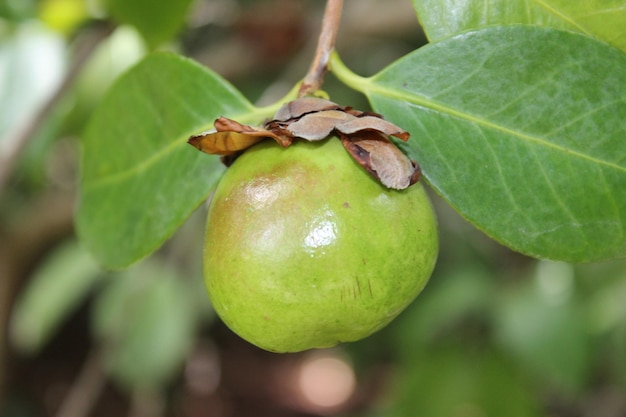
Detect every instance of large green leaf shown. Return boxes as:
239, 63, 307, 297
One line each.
332, 26, 626, 262
76, 53, 260, 269
413, 0, 626, 53
104, 0, 194, 48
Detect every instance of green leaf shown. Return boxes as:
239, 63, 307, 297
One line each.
412, 0, 626, 53
333, 26, 626, 262
76, 52, 260, 269
392, 348, 539, 417
0, 0, 36, 20
586, 268, 626, 334
493, 261, 590, 393
10, 240, 102, 354
104, 0, 194, 48
92, 262, 196, 390
394, 267, 493, 348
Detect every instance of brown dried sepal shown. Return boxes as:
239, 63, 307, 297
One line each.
273, 97, 341, 121
187, 97, 420, 189
340, 132, 420, 190
188, 117, 292, 156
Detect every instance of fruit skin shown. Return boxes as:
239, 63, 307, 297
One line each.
203, 137, 438, 352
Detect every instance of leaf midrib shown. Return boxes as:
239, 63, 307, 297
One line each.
532, 0, 591, 35
82, 107, 272, 191
364, 82, 626, 174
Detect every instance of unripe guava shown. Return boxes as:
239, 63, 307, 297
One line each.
203, 137, 438, 352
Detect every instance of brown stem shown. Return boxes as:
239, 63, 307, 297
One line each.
299, 0, 343, 97
129, 390, 164, 417
0, 22, 114, 196
0, 191, 75, 396
53, 349, 107, 417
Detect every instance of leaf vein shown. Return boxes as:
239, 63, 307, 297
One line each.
476, 125, 537, 229
83, 105, 265, 191
483, 60, 586, 119
365, 84, 626, 174
85, 136, 189, 190
530, 146, 585, 238
544, 96, 626, 138
532, 0, 591, 34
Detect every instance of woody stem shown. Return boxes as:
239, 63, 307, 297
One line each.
299, 0, 343, 97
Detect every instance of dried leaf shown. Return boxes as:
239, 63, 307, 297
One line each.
341, 132, 420, 190
287, 110, 357, 140
188, 97, 420, 190
188, 130, 263, 155
336, 116, 410, 141
213, 117, 257, 134
274, 97, 341, 121
188, 117, 290, 155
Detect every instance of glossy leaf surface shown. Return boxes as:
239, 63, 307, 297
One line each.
343, 26, 626, 262
76, 53, 257, 269
412, 0, 626, 53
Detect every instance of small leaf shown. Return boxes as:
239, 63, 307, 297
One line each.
93, 262, 196, 390
412, 0, 626, 53
104, 0, 194, 48
347, 26, 626, 262
10, 240, 102, 354
493, 264, 590, 393
76, 53, 259, 269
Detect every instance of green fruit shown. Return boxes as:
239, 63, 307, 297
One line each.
203, 138, 438, 352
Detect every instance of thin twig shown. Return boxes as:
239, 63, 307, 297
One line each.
0, 22, 114, 196
54, 349, 107, 417
299, 0, 343, 97
129, 390, 165, 417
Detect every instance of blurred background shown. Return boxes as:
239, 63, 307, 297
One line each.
1, 0, 625, 416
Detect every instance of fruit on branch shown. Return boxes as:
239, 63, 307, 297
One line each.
202, 138, 438, 352
190, 97, 438, 352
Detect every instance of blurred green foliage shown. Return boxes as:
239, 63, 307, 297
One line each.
2, 0, 625, 416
